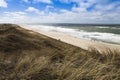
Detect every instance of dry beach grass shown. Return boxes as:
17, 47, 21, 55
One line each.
0, 24, 120, 80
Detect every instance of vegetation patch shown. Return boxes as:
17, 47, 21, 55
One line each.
0, 24, 120, 80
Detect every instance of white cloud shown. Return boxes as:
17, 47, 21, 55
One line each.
26, 7, 39, 13
72, 6, 86, 12
0, 11, 28, 23
58, 0, 118, 12
0, 0, 120, 24
26, 7, 44, 15
34, 0, 52, 4
14, 9, 119, 23
1, 9, 120, 24
4, 11, 27, 20
58, 0, 97, 13
46, 5, 54, 10
45, 5, 54, 12
0, 0, 7, 8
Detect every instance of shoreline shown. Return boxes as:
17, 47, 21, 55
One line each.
21, 25, 120, 52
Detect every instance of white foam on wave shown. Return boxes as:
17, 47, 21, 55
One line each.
97, 26, 110, 29
25, 25, 120, 44
97, 26, 120, 30
111, 27, 120, 29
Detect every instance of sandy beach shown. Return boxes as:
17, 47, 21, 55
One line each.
22, 25, 120, 52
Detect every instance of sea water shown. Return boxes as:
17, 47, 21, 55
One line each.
26, 24, 120, 44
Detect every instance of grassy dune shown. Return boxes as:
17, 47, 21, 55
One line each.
0, 24, 120, 80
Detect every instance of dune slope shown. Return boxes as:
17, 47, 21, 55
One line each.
0, 24, 120, 80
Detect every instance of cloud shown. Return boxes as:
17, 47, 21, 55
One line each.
4, 11, 27, 20
0, 0, 7, 8
0, 11, 27, 23
0, 0, 120, 24
58, 0, 120, 12
26, 6, 44, 15
15, 9, 119, 23
45, 5, 54, 12
1, 10, 120, 24
94, 1, 120, 12
46, 5, 54, 10
33, 0, 52, 4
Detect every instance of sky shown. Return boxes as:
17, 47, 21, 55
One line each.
0, 0, 120, 24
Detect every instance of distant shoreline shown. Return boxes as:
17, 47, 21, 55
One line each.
25, 23, 120, 27
21, 25, 120, 52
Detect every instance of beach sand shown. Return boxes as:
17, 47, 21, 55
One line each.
22, 25, 120, 52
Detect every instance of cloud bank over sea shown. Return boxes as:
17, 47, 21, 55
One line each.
0, 0, 120, 23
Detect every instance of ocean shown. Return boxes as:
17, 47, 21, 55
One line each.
25, 24, 120, 44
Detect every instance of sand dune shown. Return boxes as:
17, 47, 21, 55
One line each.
1, 24, 120, 80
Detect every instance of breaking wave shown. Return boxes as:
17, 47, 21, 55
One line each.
24, 25, 120, 44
